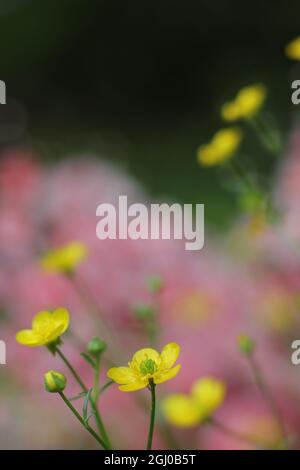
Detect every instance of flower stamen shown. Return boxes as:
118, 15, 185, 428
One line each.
140, 358, 157, 376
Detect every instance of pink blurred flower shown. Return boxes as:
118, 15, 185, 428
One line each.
1, 145, 300, 450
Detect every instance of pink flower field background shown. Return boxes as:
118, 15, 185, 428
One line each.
1, 132, 300, 449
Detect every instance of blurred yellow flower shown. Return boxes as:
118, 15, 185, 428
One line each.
221, 84, 267, 121
162, 377, 226, 427
197, 127, 242, 166
172, 291, 217, 326
285, 36, 300, 60
41, 241, 88, 275
259, 291, 298, 333
16, 308, 70, 347
44, 370, 67, 393
247, 213, 268, 237
107, 342, 181, 392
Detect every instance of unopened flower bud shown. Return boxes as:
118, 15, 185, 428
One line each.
88, 337, 107, 355
133, 303, 155, 320
146, 275, 164, 294
238, 334, 255, 356
44, 370, 67, 393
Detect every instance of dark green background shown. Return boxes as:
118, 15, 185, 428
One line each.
0, 0, 299, 227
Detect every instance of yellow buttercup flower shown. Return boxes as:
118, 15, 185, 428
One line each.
246, 213, 268, 237
41, 241, 88, 275
197, 127, 242, 166
44, 370, 67, 393
221, 84, 267, 122
107, 342, 181, 392
259, 291, 298, 333
162, 377, 226, 428
16, 308, 70, 347
191, 377, 226, 415
162, 394, 204, 427
285, 36, 300, 60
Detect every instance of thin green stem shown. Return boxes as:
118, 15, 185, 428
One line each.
210, 418, 264, 449
56, 347, 88, 392
148, 297, 160, 346
99, 380, 114, 394
136, 390, 177, 450
59, 392, 108, 449
145, 317, 157, 346
90, 398, 111, 449
91, 356, 112, 449
68, 274, 116, 349
158, 421, 180, 450
228, 159, 256, 193
247, 354, 287, 447
248, 115, 282, 156
227, 159, 276, 223
147, 379, 156, 450
93, 356, 101, 401
55, 346, 112, 449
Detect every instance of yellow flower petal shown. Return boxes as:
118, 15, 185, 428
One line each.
32, 311, 52, 331
212, 127, 242, 157
107, 366, 138, 384
107, 342, 181, 392
16, 330, 44, 347
285, 36, 300, 60
62, 241, 87, 266
41, 241, 88, 274
191, 377, 226, 415
154, 364, 181, 384
197, 127, 242, 167
44, 324, 67, 344
119, 379, 148, 392
162, 394, 202, 427
236, 84, 266, 119
221, 102, 241, 122
221, 84, 266, 122
130, 348, 160, 370
51, 307, 70, 334
160, 342, 180, 369
16, 307, 70, 348
32, 308, 69, 338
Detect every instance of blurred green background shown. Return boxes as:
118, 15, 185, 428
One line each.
0, 0, 299, 228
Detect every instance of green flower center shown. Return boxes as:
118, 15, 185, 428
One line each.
139, 358, 157, 376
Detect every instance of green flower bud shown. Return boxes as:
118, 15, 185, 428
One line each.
146, 275, 164, 294
133, 303, 155, 320
88, 337, 107, 355
239, 190, 265, 214
44, 370, 67, 393
238, 334, 255, 356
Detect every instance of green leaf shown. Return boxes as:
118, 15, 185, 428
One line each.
82, 388, 92, 425
99, 380, 114, 395
69, 391, 86, 402
80, 352, 96, 369
84, 411, 95, 426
